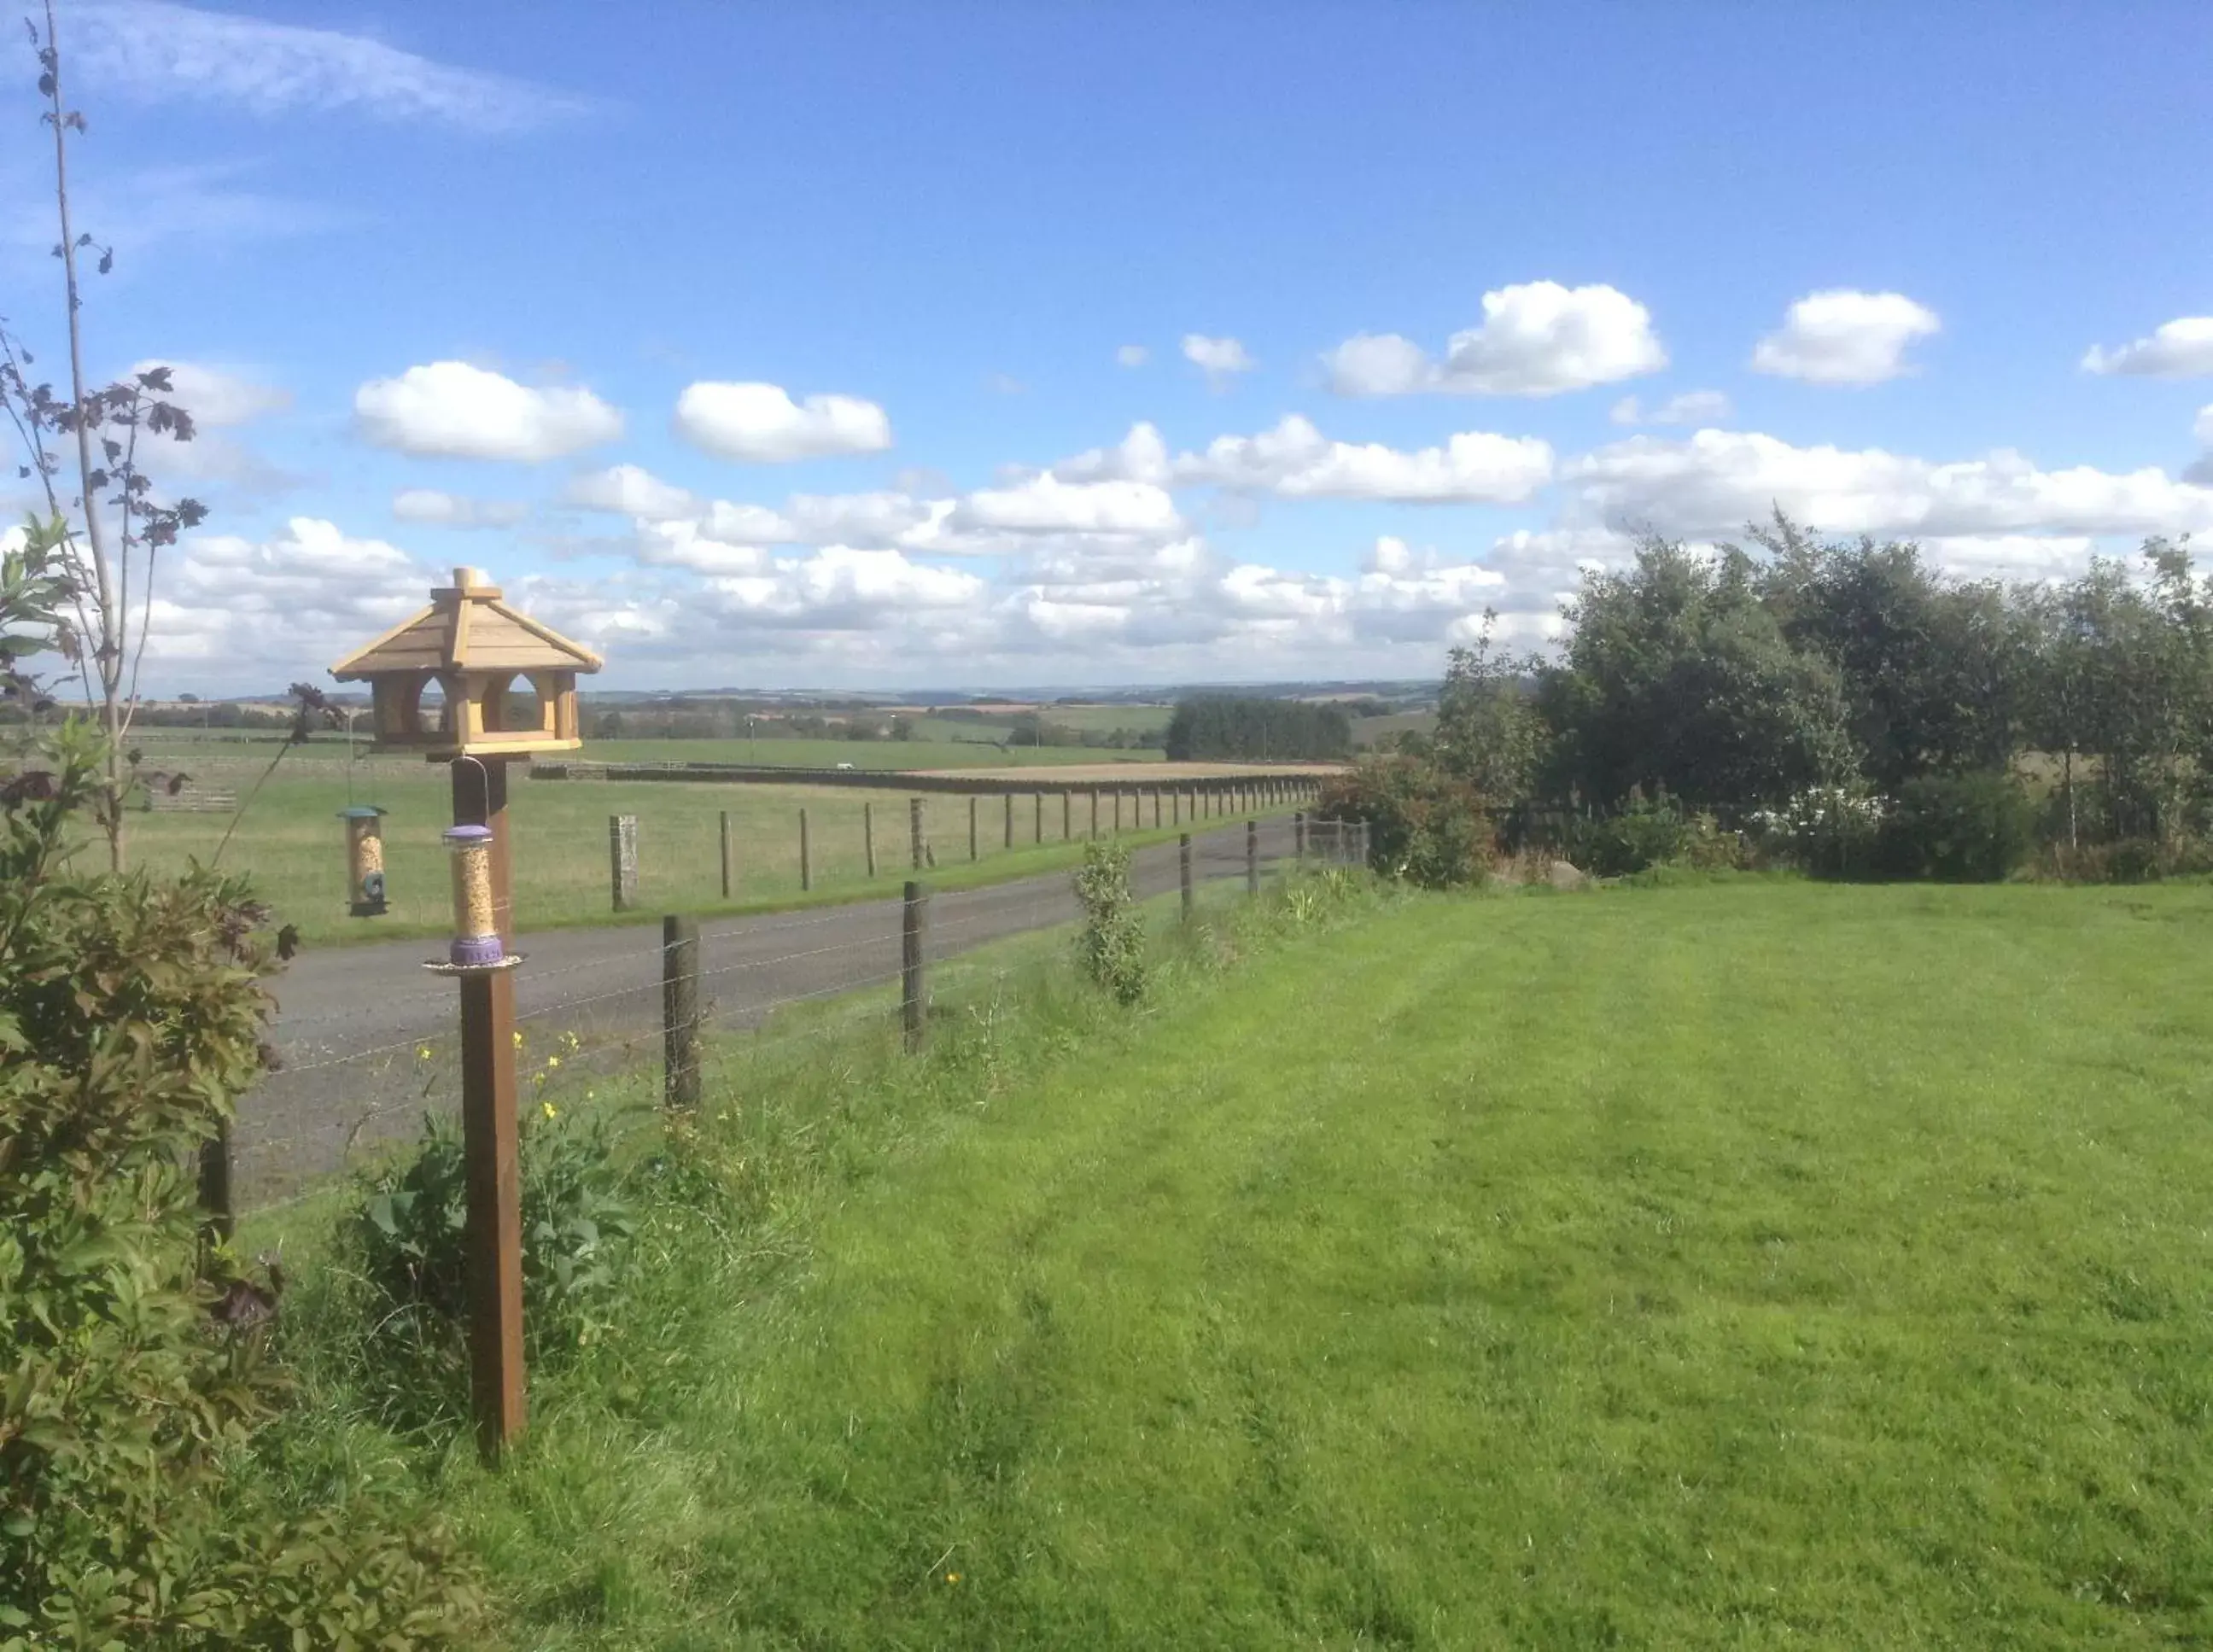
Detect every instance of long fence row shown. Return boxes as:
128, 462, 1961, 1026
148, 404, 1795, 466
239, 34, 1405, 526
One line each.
229, 814, 1366, 1217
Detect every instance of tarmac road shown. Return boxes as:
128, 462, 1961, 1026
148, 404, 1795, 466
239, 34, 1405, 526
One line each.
236, 815, 1316, 1208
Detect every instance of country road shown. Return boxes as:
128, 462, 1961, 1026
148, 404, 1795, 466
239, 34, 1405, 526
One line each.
236, 815, 1321, 1209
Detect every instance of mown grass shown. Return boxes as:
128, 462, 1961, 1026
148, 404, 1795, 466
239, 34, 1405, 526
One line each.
118, 757, 1268, 946
246, 878, 2213, 1647
123, 730, 1165, 771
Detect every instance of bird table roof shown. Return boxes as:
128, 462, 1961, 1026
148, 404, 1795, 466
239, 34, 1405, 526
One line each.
330, 567, 603, 680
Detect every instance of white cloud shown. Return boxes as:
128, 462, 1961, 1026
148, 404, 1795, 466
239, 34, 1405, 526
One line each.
1176, 415, 1554, 503
391, 488, 527, 528
560, 464, 699, 522
949, 473, 1182, 537
74, 0, 589, 131
146, 517, 431, 680
1324, 281, 1666, 397
1052, 423, 1173, 487
127, 359, 289, 426
1610, 388, 1732, 426
1182, 334, 1256, 385
673, 381, 892, 463
1568, 429, 2213, 543
2083, 316, 2213, 379
353, 361, 622, 462
1116, 344, 1149, 368
117, 359, 294, 492
1751, 290, 1941, 386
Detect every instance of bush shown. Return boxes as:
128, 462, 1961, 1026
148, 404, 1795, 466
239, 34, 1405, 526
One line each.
1871, 772, 2037, 883
1, 722, 489, 1646
1747, 785, 1886, 877
1074, 842, 1147, 1003
1315, 757, 1490, 888
353, 1101, 636, 1401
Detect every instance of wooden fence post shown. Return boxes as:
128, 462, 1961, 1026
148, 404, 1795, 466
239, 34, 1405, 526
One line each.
1089, 790, 1100, 839
911, 797, 927, 870
1005, 792, 1014, 849
1035, 792, 1043, 843
865, 800, 877, 879
799, 808, 812, 890
1062, 791, 1071, 840
1180, 832, 1194, 920
719, 810, 734, 899
1153, 789, 1162, 829
969, 796, 980, 861
902, 881, 927, 1053
610, 814, 638, 912
1247, 818, 1259, 896
663, 914, 700, 1109
1295, 810, 1307, 862
1171, 789, 1181, 826
1113, 790, 1123, 833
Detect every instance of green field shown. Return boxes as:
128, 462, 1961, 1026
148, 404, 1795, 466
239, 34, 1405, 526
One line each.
116, 748, 1258, 946
260, 878, 2213, 1646
123, 729, 1167, 772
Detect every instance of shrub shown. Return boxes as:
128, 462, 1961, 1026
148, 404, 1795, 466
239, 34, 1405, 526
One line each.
1074, 842, 1147, 1003
1314, 757, 1490, 888
1871, 772, 2037, 883
1573, 796, 1689, 877
1747, 785, 1886, 877
1, 721, 488, 1646
353, 1102, 636, 1395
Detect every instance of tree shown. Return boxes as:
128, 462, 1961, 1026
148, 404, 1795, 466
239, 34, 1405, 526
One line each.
1539, 537, 1855, 809
0, 3, 208, 870
1432, 609, 1545, 806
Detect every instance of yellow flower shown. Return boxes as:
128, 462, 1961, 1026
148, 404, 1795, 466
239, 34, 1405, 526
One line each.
416, 1045, 432, 1062
546, 1054, 561, 1069
946, 1572, 961, 1585
511, 1030, 524, 1049
541, 1100, 558, 1120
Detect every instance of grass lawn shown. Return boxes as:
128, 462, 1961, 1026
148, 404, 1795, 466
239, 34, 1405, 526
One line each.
117, 753, 1252, 946
263, 879, 2213, 1646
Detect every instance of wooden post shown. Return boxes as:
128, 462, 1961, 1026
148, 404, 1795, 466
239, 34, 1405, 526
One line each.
718, 810, 734, 899
1035, 792, 1043, 843
910, 797, 927, 870
1247, 818, 1259, 896
1180, 832, 1194, 920
1089, 789, 1100, 839
1295, 809, 1307, 862
865, 800, 877, 879
609, 814, 638, 911
1153, 789, 1162, 829
969, 796, 979, 861
799, 808, 812, 890
1004, 792, 1014, 849
454, 757, 525, 1462
902, 881, 927, 1053
1113, 790, 1123, 833
663, 914, 700, 1109
1171, 789, 1181, 826
197, 1120, 233, 1245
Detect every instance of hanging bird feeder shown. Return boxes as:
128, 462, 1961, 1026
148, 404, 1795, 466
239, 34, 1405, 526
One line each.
429, 823, 518, 974
338, 804, 388, 917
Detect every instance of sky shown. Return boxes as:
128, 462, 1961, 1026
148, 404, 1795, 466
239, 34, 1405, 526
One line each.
9, 0, 2213, 694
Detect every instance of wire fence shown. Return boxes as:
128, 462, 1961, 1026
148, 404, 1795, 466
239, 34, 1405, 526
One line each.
231, 814, 1339, 1214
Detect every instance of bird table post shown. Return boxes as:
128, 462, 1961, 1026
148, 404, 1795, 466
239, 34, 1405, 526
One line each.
330, 565, 604, 1467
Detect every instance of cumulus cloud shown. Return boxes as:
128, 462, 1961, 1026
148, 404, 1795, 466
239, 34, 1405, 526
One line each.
2082, 316, 2213, 378
391, 488, 528, 528
1116, 344, 1149, 368
949, 473, 1182, 538
1182, 334, 1255, 386
1751, 290, 1941, 386
1176, 415, 1554, 503
1610, 388, 1732, 426
560, 463, 700, 522
74, 0, 589, 131
129, 359, 289, 426
354, 361, 622, 462
1568, 429, 2213, 543
120, 359, 295, 491
1324, 281, 1665, 398
673, 381, 892, 463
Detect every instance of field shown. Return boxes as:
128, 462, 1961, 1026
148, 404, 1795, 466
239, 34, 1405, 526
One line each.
127, 729, 1169, 772
116, 741, 1291, 946
261, 878, 2213, 1646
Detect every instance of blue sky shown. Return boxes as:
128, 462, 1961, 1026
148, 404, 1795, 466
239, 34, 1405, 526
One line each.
14, 0, 2213, 692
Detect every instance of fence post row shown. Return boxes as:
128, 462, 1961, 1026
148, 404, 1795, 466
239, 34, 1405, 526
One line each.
610, 814, 639, 912
902, 880, 928, 1053
663, 914, 701, 1109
